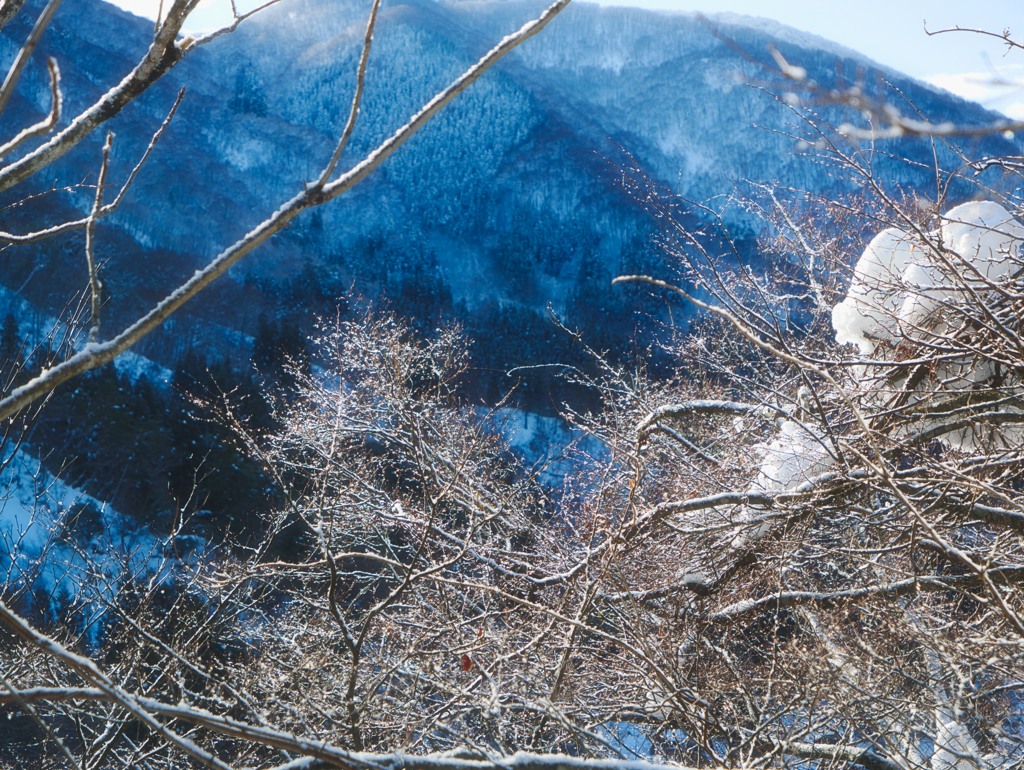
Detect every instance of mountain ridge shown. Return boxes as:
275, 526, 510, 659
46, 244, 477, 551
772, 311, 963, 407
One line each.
0, 0, 1019, 363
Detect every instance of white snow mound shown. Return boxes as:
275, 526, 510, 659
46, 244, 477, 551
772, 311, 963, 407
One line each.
833, 202, 1024, 355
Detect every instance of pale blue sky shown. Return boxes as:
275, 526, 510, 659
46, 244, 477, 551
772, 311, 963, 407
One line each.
110, 0, 1023, 117
597, 0, 1022, 117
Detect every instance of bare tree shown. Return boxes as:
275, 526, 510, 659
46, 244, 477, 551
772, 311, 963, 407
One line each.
596, 76, 1024, 764
5, 13, 1024, 770
7, 183, 1024, 767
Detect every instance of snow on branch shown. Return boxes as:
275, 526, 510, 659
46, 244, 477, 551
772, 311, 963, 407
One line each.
0, 684, 711, 770
636, 400, 769, 442
0, 0, 572, 424
709, 570, 1024, 621
833, 202, 1024, 356
833, 201, 1024, 449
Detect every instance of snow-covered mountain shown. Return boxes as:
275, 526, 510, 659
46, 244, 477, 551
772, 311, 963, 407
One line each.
0, 0, 1018, 364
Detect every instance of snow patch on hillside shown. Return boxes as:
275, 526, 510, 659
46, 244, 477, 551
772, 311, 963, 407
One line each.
0, 447, 173, 638
488, 408, 607, 486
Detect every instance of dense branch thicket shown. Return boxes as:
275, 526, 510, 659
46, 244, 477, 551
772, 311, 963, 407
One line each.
4, 8, 1024, 770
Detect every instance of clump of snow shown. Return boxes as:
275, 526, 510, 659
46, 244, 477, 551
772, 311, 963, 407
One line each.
833, 202, 1024, 354
832, 227, 919, 354
727, 411, 834, 551
941, 201, 1024, 280
750, 417, 833, 496
692, 203, 1024, 557
833, 201, 1024, 449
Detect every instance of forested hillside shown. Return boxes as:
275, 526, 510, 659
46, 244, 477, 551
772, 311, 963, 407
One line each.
0, 0, 1017, 372
1, 0, 1018, 538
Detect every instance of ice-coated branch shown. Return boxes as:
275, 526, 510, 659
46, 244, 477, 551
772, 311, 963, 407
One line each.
892, 409, 1024, 451
0, 676, 81, 769
188, 0, 285, 48
0, 0, 61, 120
102, 85, 185, 213
1, 684, 712, 770
0, 56, 60, 160
0, 686, 381, 769
702, 16, 1024, 140
0, 0, 572, 423
836, 115, 1024, 141
0, 213, 90, 244
0, 600, 233, 769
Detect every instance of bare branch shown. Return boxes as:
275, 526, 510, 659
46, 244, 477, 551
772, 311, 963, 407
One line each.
102, 85, 185, 214
0, 0, 573, 422
84, 131, 113, 344
701, 13, 1024, 139
315, 0, 383, 186
924, 22, 1024, 53
0, 0, 61, 120
187, 0, 287, 48
0, 0, 249, 195
710, 571, 1024, 621
0, 599, 233, 769
0, 0, 29, 31
0, 56, 61, 160
636, 400, 766, 442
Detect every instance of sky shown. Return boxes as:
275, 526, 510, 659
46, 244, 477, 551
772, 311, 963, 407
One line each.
109, 0, 1024, 119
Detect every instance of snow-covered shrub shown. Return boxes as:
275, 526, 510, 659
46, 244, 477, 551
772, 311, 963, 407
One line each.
833, 201, 1024, 449
833, 201, 1024, 354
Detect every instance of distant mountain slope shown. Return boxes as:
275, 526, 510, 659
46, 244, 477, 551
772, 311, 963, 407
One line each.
0, 0, 1018, 364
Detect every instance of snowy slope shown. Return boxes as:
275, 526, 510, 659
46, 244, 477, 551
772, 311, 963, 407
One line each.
0, 446, 178, 632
